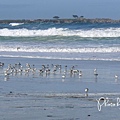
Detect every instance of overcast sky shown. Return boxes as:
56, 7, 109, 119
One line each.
0, 0, 120, 19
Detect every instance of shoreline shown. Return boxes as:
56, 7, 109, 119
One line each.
0, 18, 120, 24
0, 55, 120, 62
0, 56, 120, 120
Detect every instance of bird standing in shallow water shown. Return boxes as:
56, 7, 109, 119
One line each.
94, 68, 98, 77
0, 62, 4, 67
85, 88, 89, 97
79, 71, 82, 77
62, 73, 66, 79
115, 75, 118, 82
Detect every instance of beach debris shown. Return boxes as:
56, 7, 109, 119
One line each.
17, 47, 20, 50
9, 91, 13, 94
47, 115, 53, 117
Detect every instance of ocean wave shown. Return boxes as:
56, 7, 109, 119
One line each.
0, 27, 120, 37
9, 23, 24, 26
0, 54, 120, 61
0, 46, 120, 53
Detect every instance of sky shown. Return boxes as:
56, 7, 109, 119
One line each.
0, 0, 120, 20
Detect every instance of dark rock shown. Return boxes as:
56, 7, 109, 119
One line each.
0, 18, 119, 24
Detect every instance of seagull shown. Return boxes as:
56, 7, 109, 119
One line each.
115, 75, 118, 79
62, 74, 66, 79
85, 88, 89, 97
4, 70, 10, 76
115, 75, 118, 82
0, 62, 4, 67
94, 68, 98, 77
79, 71, 82, 77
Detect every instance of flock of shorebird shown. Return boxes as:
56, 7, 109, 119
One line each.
0, 61, 91, 96
2, 62, 84, 78
0, 61, 119, 97
0, 62, 99, 80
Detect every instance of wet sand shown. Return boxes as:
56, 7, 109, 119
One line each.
0, 57, 120, 120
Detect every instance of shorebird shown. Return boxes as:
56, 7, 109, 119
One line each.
85, 88, 89, 97
62, 74, 66, 79
79, 71, 82, 77
94, 68, 98, 77
64, 65, 67, 72
62, 73, 66, 82
115, 75, 118, 79
59, 65, 62, 73
0, 62, 4, 67
115, 75, 118, 82
4, 70, 10, 76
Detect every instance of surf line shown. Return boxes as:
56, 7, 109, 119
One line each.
96, 97, 120, 111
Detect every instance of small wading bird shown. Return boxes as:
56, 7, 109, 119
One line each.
115, 74, 118, 79
62, 74, 66, 79
94, 68, 98, 77
79, 71, 82, 77
4, 70, 10, 76
85, 88, 89, 97
115, 75, 118, 82
0, 62, 4, 67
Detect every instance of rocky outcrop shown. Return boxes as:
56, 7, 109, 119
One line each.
0, 18, 120, 24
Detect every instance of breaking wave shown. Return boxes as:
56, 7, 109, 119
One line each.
9, 23, 24, 26
0, 46, 120, 53
0, 27, 120, 37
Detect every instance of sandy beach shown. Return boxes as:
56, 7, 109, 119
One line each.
0, 57, 120, 120
0, 0, 120, 119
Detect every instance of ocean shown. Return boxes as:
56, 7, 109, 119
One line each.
0, 22, 120, 61
0, 22, 120, 119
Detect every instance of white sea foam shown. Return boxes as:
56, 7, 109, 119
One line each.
0, 54, 120, 61
0, 46, 120, 53
0, 27, 120, 37
9, 23, 24, 26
